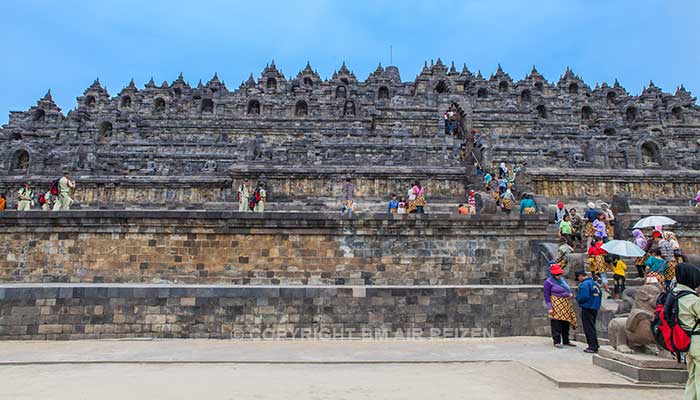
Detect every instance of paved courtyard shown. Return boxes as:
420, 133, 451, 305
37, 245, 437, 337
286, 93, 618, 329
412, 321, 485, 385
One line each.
0, 337, 684, 399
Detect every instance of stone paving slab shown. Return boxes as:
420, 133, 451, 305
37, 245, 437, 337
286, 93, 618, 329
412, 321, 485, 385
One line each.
0, 336, 685, 390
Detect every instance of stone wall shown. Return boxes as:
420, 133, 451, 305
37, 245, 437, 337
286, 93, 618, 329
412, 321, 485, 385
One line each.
0, 166, 465, 208
0, 211, 550, 285
528, 168, 700, 201
0, 284, 549, 340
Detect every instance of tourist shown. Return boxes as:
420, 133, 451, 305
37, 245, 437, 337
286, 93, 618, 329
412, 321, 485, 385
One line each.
666, 231, 686, 263
592, 213, 608, 243
569, 209, 583, 248
341, 199, 355, 218
498, 162, 508, 179
632, 229, 649, 278
483, 171, 492, 190
500, 184, 515, 214
583, 202, 599, 249
253, 182, 267, 212
498, 177, 507, 195
554, 202, 567, 224
601, 203, 615, 239
695, 190, 700, 208
587, 237, 608, 279
519, 193, 537, 215
397, 197, 407, 214
387, 193, 398, 214
543, 264, 577, 349
644, 249, 667, 286
17, 182, 34, 211
52, 172, 76, 211
660, 232, 678, 286
673, 263, 700, 399
467, 190, 476, 214
490, 180, 500, 208
38, 192, 48, 211
0, 193, 5, 211
457, 204, 469, 215
611, 255, 627, 299
556, 236, 574, 269
236, 179, 250, 212
412, 181, 426, 214
406, 185, 417, 213
559, 214, 574, 246
575, 270, 602, 353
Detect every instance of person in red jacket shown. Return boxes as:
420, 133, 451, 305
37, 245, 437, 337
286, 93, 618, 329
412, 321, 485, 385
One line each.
587, 237, 608, 279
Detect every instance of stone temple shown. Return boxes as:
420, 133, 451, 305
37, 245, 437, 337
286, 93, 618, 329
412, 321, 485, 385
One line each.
0, 60, 699, 340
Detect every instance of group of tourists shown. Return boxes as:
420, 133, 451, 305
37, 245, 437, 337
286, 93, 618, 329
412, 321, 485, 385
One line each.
236, 179, 267, 213
546, 201, 690, 361
1, 172, 75, 212
382, 181, 427, 215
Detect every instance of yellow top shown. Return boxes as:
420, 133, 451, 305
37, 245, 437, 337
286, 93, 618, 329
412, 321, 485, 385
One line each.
612, 260, 627, 276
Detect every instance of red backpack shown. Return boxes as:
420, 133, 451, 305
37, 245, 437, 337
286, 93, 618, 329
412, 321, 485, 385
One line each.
652, 290, 699, 362
38, 193, 46, 205
49, 179, 59, 196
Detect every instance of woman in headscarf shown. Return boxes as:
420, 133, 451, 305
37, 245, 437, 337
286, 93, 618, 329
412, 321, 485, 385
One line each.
498, 162, 508, 179
543, 264, 577, 348
413, 181, 426, 214
660, 232, 678, 285
406, 184, 417, 214
583, 202, 598, 249
601, 203, 615, 239
632, 229, 649, 278
673, 263, 700, 398
500, 183, 515, 214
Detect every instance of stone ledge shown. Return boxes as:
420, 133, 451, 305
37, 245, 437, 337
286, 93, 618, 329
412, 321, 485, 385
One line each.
0, 210, 550, 236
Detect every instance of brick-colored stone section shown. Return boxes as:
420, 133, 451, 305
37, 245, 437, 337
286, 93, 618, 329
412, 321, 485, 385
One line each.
0, 211, 550, 285
0, 284, 549, 340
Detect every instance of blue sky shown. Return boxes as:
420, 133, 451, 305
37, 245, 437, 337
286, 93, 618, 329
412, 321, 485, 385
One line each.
1, 0, 698, 123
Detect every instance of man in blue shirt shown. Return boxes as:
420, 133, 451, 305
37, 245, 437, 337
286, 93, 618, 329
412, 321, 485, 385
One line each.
575, 270, 602, 353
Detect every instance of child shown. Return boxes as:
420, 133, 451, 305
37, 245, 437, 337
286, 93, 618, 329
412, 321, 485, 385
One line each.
587, 237, 608, 279
611, 255, 627, 299
645, 249, 667, 287
397, 197, 407, 214
559, 214, 574, 246
387, 193, 398, 214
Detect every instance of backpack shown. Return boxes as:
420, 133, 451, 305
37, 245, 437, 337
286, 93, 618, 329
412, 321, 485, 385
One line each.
254, 189, 261, 202
651, 290, 700, 362
49, 179, 59, 196
38, 193, 46, 205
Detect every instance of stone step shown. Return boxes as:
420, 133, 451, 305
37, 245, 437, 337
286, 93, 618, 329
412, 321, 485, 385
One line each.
593, 346, 687, 384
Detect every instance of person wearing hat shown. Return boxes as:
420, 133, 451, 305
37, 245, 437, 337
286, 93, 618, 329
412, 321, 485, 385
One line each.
554, 201, 568, 224
236, 179, 250, 212
575, 270, 602, 353
53, 171, 76, 211
600, 202, 615, 239
17, 182, 34, 211
543, 264, 577, 348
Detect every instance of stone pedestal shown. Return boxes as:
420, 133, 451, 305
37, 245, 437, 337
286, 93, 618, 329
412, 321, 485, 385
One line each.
593, 346, 687, 383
